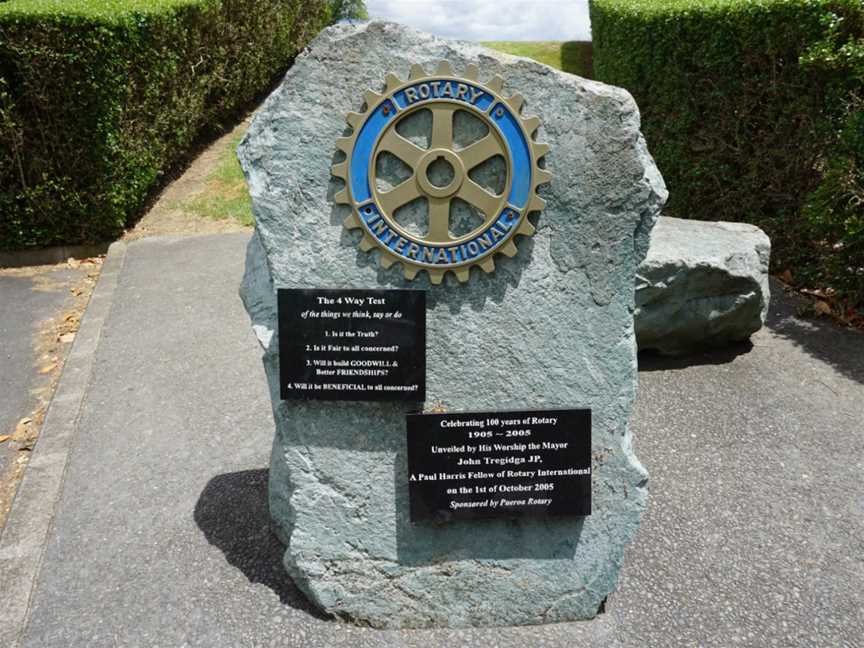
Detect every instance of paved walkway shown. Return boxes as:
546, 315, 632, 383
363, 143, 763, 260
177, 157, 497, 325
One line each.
0, 263, 93, 520
1, 232, 861, 647
0, 267, 78, 465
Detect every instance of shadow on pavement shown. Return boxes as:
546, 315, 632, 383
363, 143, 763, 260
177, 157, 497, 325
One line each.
765, 281, 864, 386
638, 340, 754, 372
637, 280, 864, 381
194, 468, 325, 617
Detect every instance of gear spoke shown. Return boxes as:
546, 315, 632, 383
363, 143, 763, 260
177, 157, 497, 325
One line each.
458, 179, 501, 221
427, 197, 451, 242
457, 133, 501, 171
378, 129, 425, 169
379, 177, 421, 216
430, 105, 456, 149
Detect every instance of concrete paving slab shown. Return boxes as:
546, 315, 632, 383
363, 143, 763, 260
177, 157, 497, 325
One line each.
3, 232, 862, 647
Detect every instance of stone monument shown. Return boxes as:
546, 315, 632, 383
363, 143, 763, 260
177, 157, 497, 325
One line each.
239, 21, 666, 628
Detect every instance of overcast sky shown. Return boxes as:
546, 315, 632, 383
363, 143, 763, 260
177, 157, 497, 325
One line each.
365, 1, 592, 41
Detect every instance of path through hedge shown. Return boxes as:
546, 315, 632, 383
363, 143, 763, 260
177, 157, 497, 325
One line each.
124, 117, 253, 240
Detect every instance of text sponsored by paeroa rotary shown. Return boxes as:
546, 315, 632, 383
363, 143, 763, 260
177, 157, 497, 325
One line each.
407, 409, 591, 521
277, 289, 425, 401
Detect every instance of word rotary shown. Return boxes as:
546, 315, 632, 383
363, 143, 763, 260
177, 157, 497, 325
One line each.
332, 61, 551, 284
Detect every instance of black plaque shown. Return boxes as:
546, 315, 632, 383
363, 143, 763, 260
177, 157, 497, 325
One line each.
407, 409, 591, 521
278, 289, 425, 401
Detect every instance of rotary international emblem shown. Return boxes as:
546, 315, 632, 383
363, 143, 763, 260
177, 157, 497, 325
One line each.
332, 61, 551, 284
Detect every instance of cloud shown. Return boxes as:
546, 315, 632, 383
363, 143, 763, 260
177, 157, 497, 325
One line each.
365, 0, 592, 42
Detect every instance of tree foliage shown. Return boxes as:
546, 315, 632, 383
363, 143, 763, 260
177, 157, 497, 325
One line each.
328, 0, 368, 23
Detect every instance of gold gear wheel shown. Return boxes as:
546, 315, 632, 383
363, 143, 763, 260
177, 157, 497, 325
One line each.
332, 61, 551, 285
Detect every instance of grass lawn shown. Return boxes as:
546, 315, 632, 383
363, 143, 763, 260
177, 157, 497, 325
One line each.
181, 132, 254, 227
482, 41, 592, 77
178, 41, 591, 227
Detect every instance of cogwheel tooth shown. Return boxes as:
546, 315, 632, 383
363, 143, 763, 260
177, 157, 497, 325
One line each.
500, 241, 519, 258
507, 93, 525, 112
479, 256, 495, 273
343, 212, 361, 229
346, 112, 364, 129
379, 253, 397, 269
487, 75, 504, 93
331, 161, 348, 179
403, 265, 420, 280
517, 219, 536, 236
464, 63, 480, 80
358, 235, 376, 252
436, 60, 454, 76
385, 73, 402, 91
409, 63, 427, 80
428, 268, 445, 285
527, 195, 547, 212
535, 169, 553, 185
454, 267, 471, 283
334, 188, 350, 204
523, 115, 541, 134
534, 142, 551, 159
335, 137, 353, 153
364, 89, 383, 109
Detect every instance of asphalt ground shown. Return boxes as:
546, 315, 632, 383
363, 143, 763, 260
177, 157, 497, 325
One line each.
1, 232, 861, 647
0, 265, 88, 485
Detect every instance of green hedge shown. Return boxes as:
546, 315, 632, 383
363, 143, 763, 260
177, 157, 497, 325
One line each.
591, 0, 864, 306
799, 7, 863, 305
0, 0, 328, 249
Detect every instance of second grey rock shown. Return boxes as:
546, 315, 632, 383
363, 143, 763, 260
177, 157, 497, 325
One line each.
635, 217, 771, 355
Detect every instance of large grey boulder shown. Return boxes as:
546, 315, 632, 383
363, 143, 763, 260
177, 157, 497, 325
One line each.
635, 217, 771, 355
239, 21, 666, 628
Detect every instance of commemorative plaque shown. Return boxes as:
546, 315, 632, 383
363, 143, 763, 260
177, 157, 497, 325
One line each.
277, 288, 425, 401
407, 409, 591, 521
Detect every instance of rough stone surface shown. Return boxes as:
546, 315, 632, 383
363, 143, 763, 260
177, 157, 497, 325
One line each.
238, 21, 666, 629
635, 217, 771, 355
